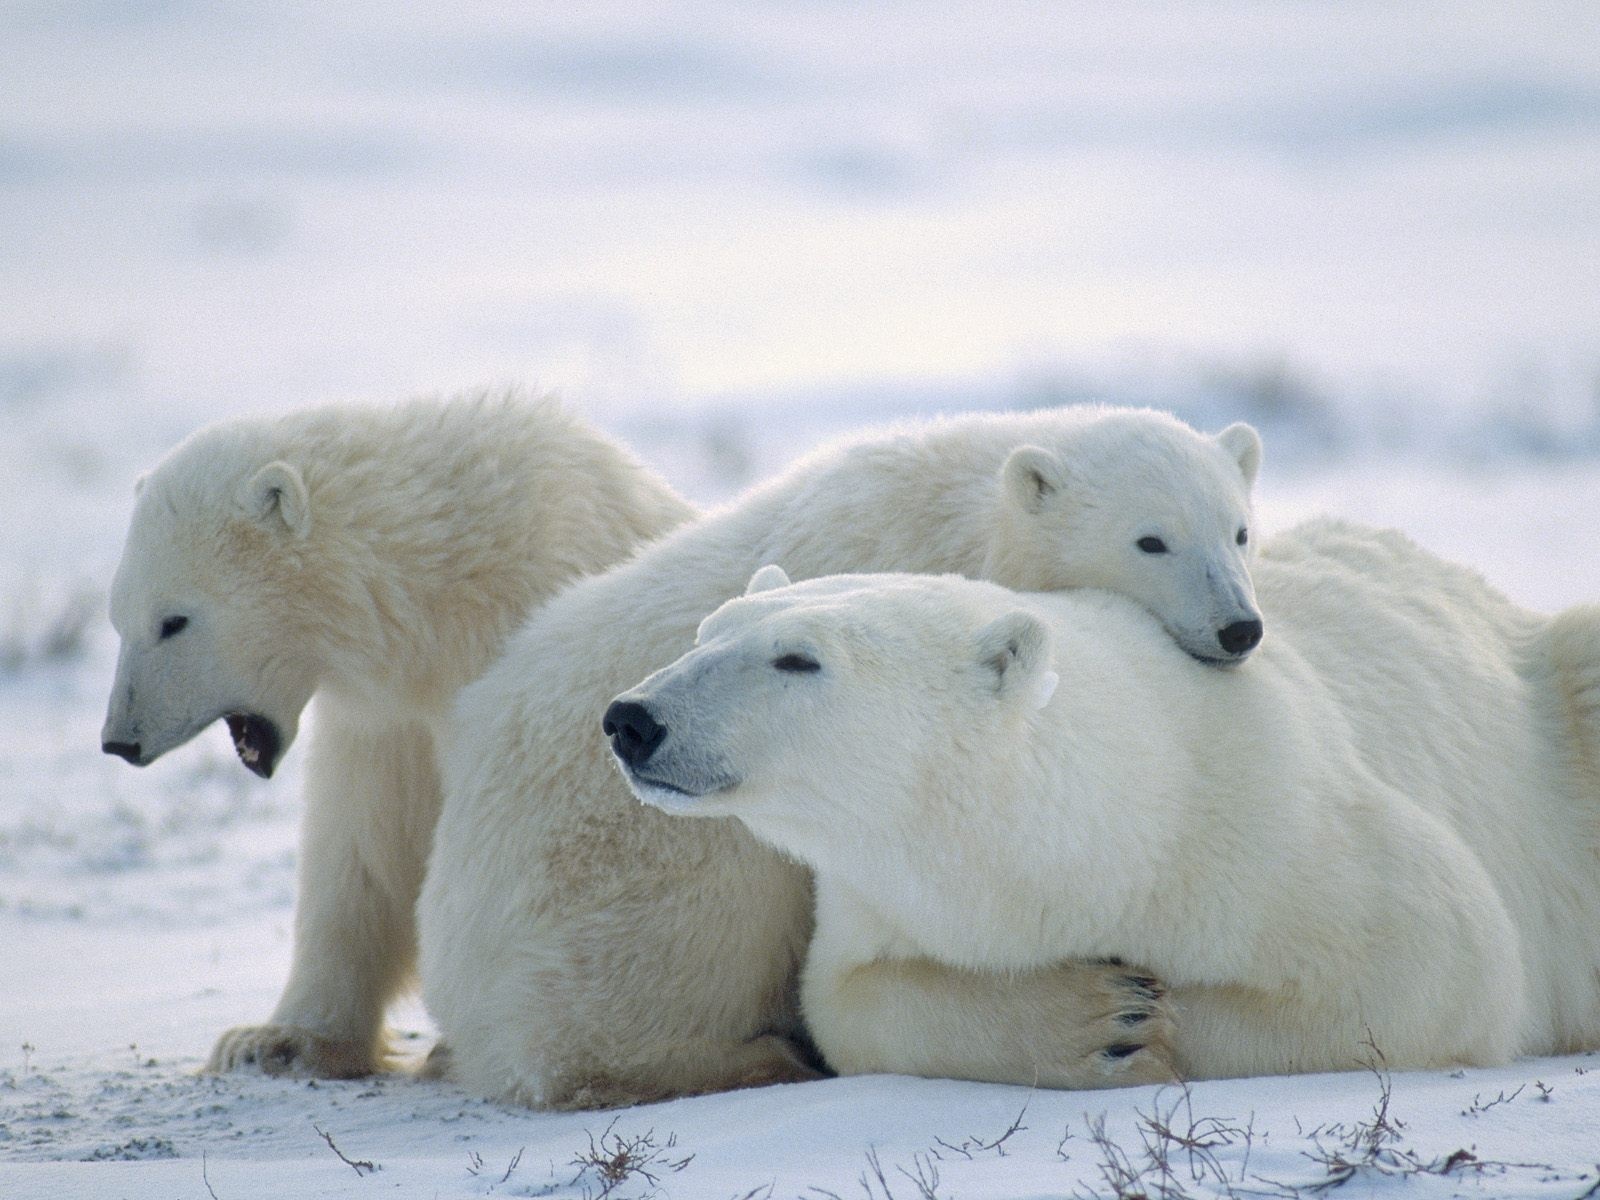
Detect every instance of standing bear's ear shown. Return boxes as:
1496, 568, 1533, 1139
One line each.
999, 445, 1068, 515
974, 610, 1058, 708
1215, 423, 1263, 490
745, 564, 792, 596
238, 461, 311, 539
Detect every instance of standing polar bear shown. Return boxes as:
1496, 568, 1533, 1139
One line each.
612, 531, 1600, 1083
101, 391, 693, 1077
418, 406, 1262, 1109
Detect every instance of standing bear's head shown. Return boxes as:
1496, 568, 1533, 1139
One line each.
604, 566, 1060, 855
983, 411, 1263, 665
101, 422, 323, 778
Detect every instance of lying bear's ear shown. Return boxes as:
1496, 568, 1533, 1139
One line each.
975, 610, 1056, 708
1000, 445, 1068, 515
1215, 422, 1262, 489
745, 564, 792, 596
132, 471, 148, 497
238, 461, 311, 539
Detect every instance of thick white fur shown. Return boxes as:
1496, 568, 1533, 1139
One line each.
102, 391, 692, 1077
418, 406, 1259, 1108
620, 526, 1600, 1082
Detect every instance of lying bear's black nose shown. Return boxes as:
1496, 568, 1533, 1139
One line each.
102, 740, 143, 764
1217, 619, 1263, 656
602, 700, 667, 769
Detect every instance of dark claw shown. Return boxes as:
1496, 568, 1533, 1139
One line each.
1102, 1042, 1144, 1061
1117, 1009, 1152, 1026
1122, 975, 1164, 999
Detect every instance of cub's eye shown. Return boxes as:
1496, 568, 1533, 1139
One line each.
159, 615, 189, 640
1136, 536, 1168, 555
1236, 527, 1249, 546
772, 653, 820, 674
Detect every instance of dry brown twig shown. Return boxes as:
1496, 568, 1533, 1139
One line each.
571, 1117, 693, 1199
932, 1100, 1030, 1160
1462, 1084, 1524, 1116
313, 1124, 379, 1177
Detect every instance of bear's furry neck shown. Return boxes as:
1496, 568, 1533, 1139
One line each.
262, 391, 694, 724
731, 407, 1130, 582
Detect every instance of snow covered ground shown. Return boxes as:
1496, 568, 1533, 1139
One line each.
5, 2, 1600, 1196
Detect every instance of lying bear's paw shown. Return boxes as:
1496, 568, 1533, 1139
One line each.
1069, 961, 1177, 1088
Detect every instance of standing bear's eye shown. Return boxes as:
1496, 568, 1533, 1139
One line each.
1136, 537, 1168, 555
1236, 527, 1249, 546
159, 615, 189, 640
772, 653, 820, 673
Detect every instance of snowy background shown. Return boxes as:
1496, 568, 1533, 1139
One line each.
4, 2, 1600, 1196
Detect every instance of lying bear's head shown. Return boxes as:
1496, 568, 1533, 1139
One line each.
984, 412, 1262, 665
101, 424, 319, 778
605, 566, 1059, 849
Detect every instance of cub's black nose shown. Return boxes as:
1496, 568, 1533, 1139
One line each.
102, 740, 143, 764
1217, 619, 1264, 656
602, 700, 667, 768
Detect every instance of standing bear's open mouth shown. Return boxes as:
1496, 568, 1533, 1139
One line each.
225, 712, 282, 779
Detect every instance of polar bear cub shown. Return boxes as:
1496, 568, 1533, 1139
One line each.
419, 406, 1258, 1109
610, 536, 1600, 1081
102, 390, 693, 1078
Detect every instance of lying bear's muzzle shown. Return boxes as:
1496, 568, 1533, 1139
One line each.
602, 699, 667, 770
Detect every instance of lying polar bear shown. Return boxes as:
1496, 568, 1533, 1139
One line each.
610, 527, 1600, 1081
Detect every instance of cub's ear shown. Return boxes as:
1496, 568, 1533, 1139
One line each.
745, 564, 792, 596
1000, 445, 1068, 515
133, 471, 148, 496
975, 609, 1056, 707
1215, 422, 1263, 489
238, 461, 310, 539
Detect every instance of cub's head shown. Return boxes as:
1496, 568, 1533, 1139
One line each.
603, 566, 1056, 858
101, 423, 320, 778
984, 412, 1263, 666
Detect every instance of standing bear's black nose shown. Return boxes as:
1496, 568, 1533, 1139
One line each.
102, 740, 143, 764
1217, 619, 1264, 656
602, 700, 667, 769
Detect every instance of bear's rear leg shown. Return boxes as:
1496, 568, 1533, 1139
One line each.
539, 1034, 826, 1111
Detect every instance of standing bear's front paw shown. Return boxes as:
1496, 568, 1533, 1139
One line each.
205, 1024, 376, 1079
